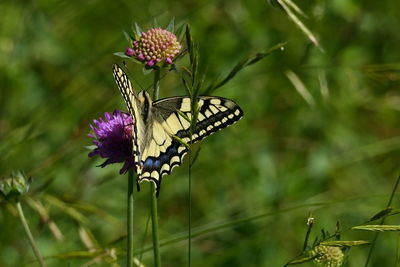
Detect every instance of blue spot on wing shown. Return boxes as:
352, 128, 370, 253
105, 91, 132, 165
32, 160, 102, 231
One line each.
160, 154, 169, 164
142, 140, 183, 173
143, 158, 154, 169
154, 159, 161, 169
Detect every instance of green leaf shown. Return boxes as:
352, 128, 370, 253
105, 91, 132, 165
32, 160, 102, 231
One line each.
276, 0, 322, 51
285, 254, 317, 265
153, 18, 159, 27
172, 135, 190, 149
319, 240, 370, 247
246, 42, 286, 65
182, 66, 192, 78
204, 42, 286, 94
185, 25, 194, 65
369, 207, 393, 222
84, 145, 97, 150
134, 22, 143, 39
123, 30, 134, 43
176, 110, 190, 123
352, 225, 400, 232
175, 22, 186, 41
281, 0, 308, 18
182, 78, 192, 97
113, 52, 131, 59
142, 66, 153, 75
166, 17, 175, 32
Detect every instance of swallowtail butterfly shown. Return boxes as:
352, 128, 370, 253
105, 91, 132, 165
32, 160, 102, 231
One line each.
112, 64, 243, 196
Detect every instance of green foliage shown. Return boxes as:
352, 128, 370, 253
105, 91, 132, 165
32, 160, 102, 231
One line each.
353, 225, 400, 232
0, 0, 400, 266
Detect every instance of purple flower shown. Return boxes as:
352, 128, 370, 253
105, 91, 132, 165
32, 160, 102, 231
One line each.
88, 110, 134, 174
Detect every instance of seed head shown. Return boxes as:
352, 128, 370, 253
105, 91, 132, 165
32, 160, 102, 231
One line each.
310, 245, 344, 267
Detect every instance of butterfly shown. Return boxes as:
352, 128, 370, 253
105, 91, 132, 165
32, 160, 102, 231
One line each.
112, 64, 243, 196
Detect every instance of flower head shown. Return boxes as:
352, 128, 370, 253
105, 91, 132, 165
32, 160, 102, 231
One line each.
129, 27, 182, 67
88, 110, 134, 174
0, 171, 31, 200
310, 245, 344, 267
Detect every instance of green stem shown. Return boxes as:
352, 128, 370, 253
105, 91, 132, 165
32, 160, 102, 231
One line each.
364, 175, 400, 267
127, 169, 135, 267
150, 183, 161, 267
153, 67, 160, 100
16, 201, 47, 267
188, 151, 192, 267
151, 67, 161, 267
139, 213, 151, 263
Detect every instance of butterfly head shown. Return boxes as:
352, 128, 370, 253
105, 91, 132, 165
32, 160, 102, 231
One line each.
137, 90, 153, 123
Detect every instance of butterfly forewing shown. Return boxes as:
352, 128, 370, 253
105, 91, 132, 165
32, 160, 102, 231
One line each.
112, 64, 142, 173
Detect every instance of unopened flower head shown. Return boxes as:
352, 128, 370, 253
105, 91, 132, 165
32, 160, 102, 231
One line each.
88, 110, 134, 174
130, 27, 182, 67
310, 245, 344, 267
0, 171, 31, 200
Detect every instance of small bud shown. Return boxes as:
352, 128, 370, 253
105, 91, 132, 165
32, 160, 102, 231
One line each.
0, 171, 31, 200
147, 60, 155, 67
125, 47, 134, 57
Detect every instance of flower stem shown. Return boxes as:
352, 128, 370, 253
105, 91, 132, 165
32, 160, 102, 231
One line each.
16, 201, 47, 267
188, 151, 192, 267
150, 183, 161, 267
127, 169, 135, 267
151, 67, 162, 267
364, 174, 400, 267
153, 67, 160, 100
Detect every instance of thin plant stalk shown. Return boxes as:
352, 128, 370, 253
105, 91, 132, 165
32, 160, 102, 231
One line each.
364, 175, 400, 267
139, 213, 151, 263
151, 67, 161, 267
188, 149, 192, 267
16, 201, 47, 267
150, 183, 161, 267
153, 67, 160, 100
127, 169, 135, 267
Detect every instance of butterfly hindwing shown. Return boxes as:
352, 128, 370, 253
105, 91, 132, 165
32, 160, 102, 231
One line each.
138, 96, 243, 196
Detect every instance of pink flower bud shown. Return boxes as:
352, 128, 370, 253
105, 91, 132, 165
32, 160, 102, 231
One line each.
125, 47, 134, 57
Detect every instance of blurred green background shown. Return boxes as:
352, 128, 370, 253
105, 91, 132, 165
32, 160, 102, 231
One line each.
1, 0, 399, 266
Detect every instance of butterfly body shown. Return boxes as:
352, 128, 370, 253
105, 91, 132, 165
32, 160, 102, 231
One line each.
112, 64, 243, 196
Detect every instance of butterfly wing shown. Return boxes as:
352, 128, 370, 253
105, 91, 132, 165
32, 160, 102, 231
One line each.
112, 64, 143, 174
139, 96, 243, 196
